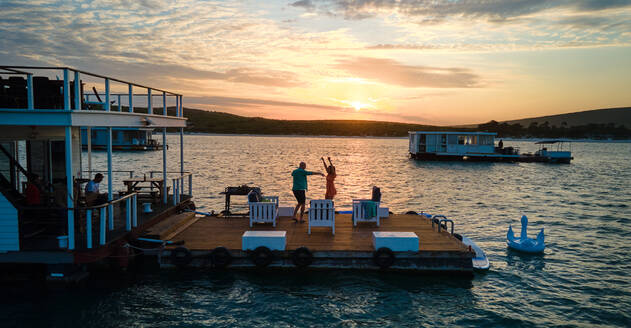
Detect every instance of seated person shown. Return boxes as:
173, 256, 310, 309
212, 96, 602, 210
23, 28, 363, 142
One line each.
24, 174, 43, 206
85, 173, 108, 205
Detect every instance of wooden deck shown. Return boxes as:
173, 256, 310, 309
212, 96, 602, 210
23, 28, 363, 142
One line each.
170, 213, 469, 253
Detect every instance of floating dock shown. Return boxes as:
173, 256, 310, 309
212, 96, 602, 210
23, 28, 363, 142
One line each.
155, 213, 474, 273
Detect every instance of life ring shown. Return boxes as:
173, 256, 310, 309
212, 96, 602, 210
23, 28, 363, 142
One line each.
250, 246, 274, 268
405, 211, 418, 215
170, 246, 192, 268
292, 247, 314, 268
373, 247, 395, 269
210, 246, 232, 268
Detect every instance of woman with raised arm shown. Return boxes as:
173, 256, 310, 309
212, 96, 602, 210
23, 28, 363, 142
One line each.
322, 157, 337, 200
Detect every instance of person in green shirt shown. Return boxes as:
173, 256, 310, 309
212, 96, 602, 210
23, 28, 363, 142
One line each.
291, 162, 324, 222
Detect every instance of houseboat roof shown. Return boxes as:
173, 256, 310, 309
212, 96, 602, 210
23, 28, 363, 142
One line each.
408, 131, 497, 136
0, 66, 186, 129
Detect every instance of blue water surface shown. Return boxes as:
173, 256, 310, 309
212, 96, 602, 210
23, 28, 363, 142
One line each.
2, 136, 630, 327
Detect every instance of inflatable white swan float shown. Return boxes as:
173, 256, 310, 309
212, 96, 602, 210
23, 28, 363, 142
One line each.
507, 215, 545, 253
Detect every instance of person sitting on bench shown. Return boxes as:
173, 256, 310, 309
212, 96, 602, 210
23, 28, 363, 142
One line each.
85, 173, 107, 206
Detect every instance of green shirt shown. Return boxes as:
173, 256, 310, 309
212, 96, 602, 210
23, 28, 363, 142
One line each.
292, 168, 315, 191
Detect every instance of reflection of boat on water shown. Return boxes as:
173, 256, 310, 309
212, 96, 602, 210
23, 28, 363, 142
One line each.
408, 131, 573, 163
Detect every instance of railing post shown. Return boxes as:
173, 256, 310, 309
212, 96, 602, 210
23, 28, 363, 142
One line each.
74, 71, 81, 110
26, 74, 33, 110
100, 207, 107, 245
175, 95, 179, 117
104, 78, 110, 111
163, 91, 167, 116
64, 126, 75, 249
172, 179, 177, 206
132, 194, 138, 227
162, 127, 167, 204
63, 69, 70, 111
86, 209, 92, 249
179, 95, 183, 117
107, 127, 113, 230
117, 94, 121, 111
188, 174, 192, 196
128, 84, 133, 112
126, 197, 131, 231
147, 88, 152, 114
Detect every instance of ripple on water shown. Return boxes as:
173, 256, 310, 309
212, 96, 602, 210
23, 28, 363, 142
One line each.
3, 137, 630, 327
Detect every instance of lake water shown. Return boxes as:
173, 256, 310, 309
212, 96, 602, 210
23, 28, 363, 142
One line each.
3, 135, 631, 327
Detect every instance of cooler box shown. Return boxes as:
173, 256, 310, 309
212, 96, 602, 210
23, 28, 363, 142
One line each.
372, 231, 418, 252
242, 231, 286, 251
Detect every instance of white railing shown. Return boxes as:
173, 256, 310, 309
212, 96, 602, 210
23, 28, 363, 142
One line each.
172, 173, 193, 206
80, 192, 138, 249
0, 66, 184, 117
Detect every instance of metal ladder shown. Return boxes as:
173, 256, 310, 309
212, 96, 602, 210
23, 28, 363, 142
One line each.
431, 215, 454, 235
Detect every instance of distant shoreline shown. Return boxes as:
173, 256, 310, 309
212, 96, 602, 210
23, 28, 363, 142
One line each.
168, 132, 631, 142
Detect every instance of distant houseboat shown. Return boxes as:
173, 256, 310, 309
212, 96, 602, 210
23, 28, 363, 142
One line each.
408, 131, 572, 163
81, 127, 163, 151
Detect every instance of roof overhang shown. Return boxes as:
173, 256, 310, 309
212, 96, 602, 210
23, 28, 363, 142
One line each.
0, 109, 187, 128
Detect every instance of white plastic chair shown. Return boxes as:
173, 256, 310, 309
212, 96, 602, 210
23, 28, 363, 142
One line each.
308, 200, 335, 235
248, 196, 279, 227
352, 199, 380, 226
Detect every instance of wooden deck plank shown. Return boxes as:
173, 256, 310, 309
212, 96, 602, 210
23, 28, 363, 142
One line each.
170, 214, 469, 253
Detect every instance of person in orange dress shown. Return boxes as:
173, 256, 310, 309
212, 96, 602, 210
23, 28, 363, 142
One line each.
321, 157, 337, 200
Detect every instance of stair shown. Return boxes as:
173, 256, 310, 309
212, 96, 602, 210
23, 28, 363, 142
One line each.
143, 211, 197, 240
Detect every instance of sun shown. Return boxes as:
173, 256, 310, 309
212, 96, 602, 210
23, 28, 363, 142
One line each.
351, 101, 363, 111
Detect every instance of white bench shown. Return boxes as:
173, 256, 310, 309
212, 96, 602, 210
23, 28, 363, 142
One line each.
352, 199, 380, 226
242, 231, 286, 251
248, 196, 279, 227
372, 232, 418, 252
308, 200, 335, 235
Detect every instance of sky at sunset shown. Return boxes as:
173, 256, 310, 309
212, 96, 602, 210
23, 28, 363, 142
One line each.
1, 0, 631, 125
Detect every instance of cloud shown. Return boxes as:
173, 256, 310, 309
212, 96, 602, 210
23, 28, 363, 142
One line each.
296, 0, 631, 21
334, 57, 480, 88
188, 95, 344, 111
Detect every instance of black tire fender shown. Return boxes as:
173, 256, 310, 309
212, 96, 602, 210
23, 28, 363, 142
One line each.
292, 247, 314, 268
405, 211, 418, 215
250, 246, 274, 268
453, 233, 463, 241
373, 247, 395, 269
170, 246, 192, 268
210, 246, 232, 268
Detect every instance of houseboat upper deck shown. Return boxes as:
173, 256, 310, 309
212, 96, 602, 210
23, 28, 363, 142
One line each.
0, 66, 193, 279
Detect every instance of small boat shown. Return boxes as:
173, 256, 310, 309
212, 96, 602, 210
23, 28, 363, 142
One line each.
456, 234, 490, 271
507, 215, 545, 253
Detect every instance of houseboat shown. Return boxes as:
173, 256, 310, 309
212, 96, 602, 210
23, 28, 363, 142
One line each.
0, 66, 193, 281
408, 131, 573, 163
408, 131, 520, 162
81, 127, 163, 151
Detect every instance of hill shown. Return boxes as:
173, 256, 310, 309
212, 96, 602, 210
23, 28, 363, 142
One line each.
180, 107, 631, 138
502, 107, 631, 129
183, 108, 466, 136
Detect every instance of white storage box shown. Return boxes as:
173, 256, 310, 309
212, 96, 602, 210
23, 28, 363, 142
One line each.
242, 231, 286, 251
372, 232, 419, 252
